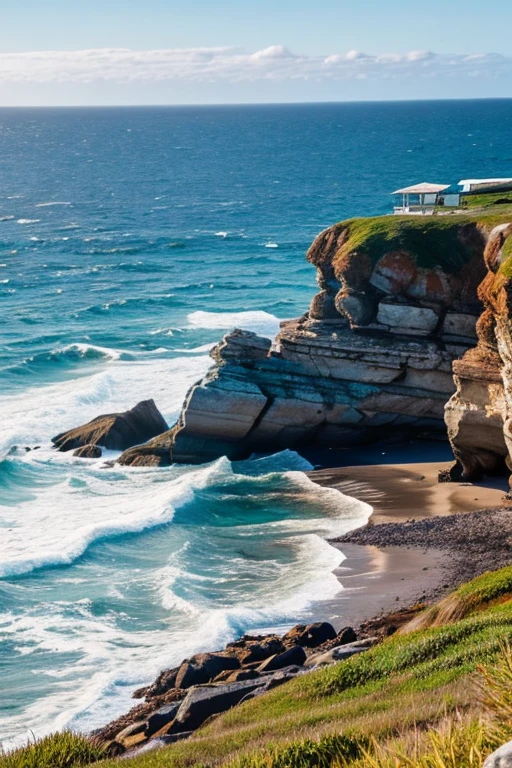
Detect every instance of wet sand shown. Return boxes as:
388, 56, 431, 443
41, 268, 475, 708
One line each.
306, 454, 511, 629
312, 543, 449, 630
309, 461, 509, 525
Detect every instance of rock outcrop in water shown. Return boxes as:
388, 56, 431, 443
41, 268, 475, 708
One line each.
119, 217, 492, 467
53, 399, 168, 453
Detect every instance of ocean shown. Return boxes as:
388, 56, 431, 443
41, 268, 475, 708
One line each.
1, 100, 512, 746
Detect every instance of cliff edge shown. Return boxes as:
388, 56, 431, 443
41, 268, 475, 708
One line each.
118, 214, 512, 477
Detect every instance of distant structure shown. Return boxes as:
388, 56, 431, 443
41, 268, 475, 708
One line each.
458, 178, 512, 194
392, 177, 512, 215
392, 183, 453, 215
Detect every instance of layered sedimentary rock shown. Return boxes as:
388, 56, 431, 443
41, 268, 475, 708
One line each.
445, 223, 512, 481
119, 217, 504, 467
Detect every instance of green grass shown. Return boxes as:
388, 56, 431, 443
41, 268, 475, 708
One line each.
0, 732, 104, 768
500, 233, 512, 278
461, 191, 512, 209
331, 211, 512, 275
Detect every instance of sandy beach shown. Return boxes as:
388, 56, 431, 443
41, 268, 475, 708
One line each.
310, 459, 509, 525
307, 449, 512, 629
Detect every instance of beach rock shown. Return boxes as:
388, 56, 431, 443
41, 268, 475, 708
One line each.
170, 679, 265, 733
119, 734, 192, 760
145, 702, 182, 737
115, 721, 146, 744
121, 732, 147, 750
239, 638, 285, 664
175, 653, 240, 689
141, 667, 179, 700
282, 622, 337, 648
483, 740, 512, 768
256, 645, 306, 672
216, 669, 260, 683
263, 666, 304, 691
304, 639, 376, 668
73, 444, 102, 458
334, 626, 358, 646
53, 399, 168, 453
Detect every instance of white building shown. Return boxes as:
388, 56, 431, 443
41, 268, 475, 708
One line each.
392, 182, 451, 215
458, 178, 512, 193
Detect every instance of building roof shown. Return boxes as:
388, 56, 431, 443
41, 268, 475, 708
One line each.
459, 178, 512, 192
392, 182, 451, 195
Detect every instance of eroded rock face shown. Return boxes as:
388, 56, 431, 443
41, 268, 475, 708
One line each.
446, 224, 512, 481
117, 219, 512, 469
53, 399, 168, 453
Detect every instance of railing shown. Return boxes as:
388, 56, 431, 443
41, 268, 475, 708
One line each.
393, 205, 435, 216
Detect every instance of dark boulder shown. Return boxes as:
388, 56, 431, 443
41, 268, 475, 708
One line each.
170, 679, 265, 733
52, 399, 168, 452
73, 444, 102, 459
145, 702, 182, 737
115, 721, 146, 744
257, 645, 306, 672
223, 669, 260, 683
176, 653, 240, 689
117, 433, 174, 467
239, 638, 284, 664
263, 665, 303, 689
334, 626, 358, 646
283, 622, 337, 648
139, 667, 178, 700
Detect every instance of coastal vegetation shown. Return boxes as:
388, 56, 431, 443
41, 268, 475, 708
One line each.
0, 732, 104, 768
6, 566, 512, 768
333, 210, 512, 273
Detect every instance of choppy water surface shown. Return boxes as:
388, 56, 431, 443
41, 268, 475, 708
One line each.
1, 101, 512, 744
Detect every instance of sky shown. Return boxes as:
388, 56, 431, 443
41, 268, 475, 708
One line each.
1, 0, 512, 106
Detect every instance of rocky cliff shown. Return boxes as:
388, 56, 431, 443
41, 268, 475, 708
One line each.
445, 222, 512, 481
118, 214, 512, 472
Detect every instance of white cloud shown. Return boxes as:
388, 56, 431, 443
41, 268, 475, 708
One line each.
0, 46, 510, 85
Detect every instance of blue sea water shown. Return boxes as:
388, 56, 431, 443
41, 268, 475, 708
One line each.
1, 100, 512, 745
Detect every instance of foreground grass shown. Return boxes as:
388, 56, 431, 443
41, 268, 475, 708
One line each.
0, 732, 104, 768
7, 566, 512, 768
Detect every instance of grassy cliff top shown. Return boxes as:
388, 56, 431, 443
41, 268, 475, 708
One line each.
334, 210, 512, 274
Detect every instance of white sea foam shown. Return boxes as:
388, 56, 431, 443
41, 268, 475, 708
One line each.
35, 202, 71, 207
51, 342, 123, 362
0, 443, 371, 746
0, 463, 214, 579
16, 218, 40, 224
187, 310, 281, 338
265, 242, 279, 248
0, 352, 211, 458
1, 318, 370, 747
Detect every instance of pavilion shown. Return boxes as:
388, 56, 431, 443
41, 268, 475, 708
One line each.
392, 182, 452, 214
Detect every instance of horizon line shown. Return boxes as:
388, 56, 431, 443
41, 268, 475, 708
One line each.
1, 95, 512, 109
